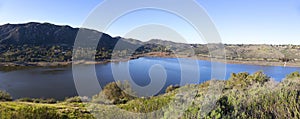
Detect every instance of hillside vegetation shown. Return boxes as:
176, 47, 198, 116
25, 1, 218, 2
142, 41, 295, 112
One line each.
1, 22, 300, 65
0, 71, 300, 118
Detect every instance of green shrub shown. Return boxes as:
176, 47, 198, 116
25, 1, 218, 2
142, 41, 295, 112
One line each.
34, 98, 57, 104
16, 97, 34, 102
118, 94, 173, 113
65, 96, 90, 103
17, 98, 57, 104
199, 71, 300, 118
286, 71, 300, 79
0, 91, 12, 101
226, 71, 270, 89
93, 81, 135, 104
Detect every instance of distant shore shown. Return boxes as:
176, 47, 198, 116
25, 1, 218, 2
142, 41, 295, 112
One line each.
138, 52, 300, 67
0, 52, 300, 68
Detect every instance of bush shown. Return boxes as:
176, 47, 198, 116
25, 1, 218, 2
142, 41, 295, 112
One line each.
286, 71, 300, 79
34, 98, 57, 104
0, 90, 12, 101
16, 98, 34, 102
93, 81, 135, 104
165, 85, 180, 93
226, 71, 270, 89
118, 94, 173, 113
17, 98, 57, 104
182, 71, 300, 119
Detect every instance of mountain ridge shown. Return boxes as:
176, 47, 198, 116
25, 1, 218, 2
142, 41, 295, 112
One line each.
0, 22, 110, 46
1, 22, 300, 67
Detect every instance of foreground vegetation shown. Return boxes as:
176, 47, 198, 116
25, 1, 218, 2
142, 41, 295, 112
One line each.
1, 71, 300, 118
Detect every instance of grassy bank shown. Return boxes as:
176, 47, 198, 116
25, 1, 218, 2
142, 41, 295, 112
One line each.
0, 71, 300, 118
0, 102, 93, 119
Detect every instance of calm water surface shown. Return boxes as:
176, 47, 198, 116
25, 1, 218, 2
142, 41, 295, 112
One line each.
0, 57, 299, 100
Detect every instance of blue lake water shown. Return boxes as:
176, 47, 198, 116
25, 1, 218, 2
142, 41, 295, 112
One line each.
0, 57, 299, 100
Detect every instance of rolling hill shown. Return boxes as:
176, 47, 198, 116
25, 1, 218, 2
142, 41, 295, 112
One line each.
0, 22, 300, 65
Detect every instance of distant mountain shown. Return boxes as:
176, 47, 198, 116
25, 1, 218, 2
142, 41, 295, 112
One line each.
0, 22, 144, 49
146, 39, 191, 49
0, 22, 197, 48
0, 22, 78, 45
0, 22, 171, 63
0, 22, 300, 64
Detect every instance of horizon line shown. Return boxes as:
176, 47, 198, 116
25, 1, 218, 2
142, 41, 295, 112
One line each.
1, 21, 299, 46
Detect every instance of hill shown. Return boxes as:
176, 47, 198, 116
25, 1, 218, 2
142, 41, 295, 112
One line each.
0, 22, 300, 66
0, 22, 165, 63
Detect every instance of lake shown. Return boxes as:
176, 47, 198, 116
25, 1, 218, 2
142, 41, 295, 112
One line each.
0, 57, 299, 100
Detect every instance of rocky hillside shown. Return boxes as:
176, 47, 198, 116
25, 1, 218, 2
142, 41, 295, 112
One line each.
0, 22, 142, 48
0, 22, 78, 45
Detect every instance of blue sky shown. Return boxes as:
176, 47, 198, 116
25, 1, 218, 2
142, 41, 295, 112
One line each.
0, 0, 300, 44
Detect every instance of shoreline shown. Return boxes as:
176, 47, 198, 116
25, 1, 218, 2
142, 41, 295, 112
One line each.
0, 54, 300, 68
134, 53, 300, 68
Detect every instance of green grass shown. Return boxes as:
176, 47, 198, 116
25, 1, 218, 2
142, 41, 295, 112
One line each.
118, 94, 174, 113
0, 102, 94, 119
